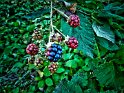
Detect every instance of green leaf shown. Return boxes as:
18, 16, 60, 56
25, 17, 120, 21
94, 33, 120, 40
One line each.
97, 37, 118, 50
14, 62, 23, 68
53, 79, 69, 93
114, 46, 124, 64
28, 64, 37, 70
61, 13, 95, 58
26, 24, 35, 31
29, 86, 35, 92
43, 67, 51, 77
71, 72, 88, 87
38, 80, 44, 88
13, 20, 20, 27
45, 78, 53, 86
12, 87, 19, 93
93, 62, 115, 86
65, 60, 77, 68
92, 22, 115, 43
56, 68, 65, 73
63, 53, 72, 60
35, 77, 41, 81
52, 74, 60, 82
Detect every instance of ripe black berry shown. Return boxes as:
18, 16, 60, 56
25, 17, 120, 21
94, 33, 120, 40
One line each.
45, 43, 62, 62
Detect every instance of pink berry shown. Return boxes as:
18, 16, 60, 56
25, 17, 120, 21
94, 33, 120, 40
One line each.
26, 43, 39, 55
68, 15, 80, 28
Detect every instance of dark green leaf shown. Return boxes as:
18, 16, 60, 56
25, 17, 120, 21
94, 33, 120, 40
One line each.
93, 62, 115, 86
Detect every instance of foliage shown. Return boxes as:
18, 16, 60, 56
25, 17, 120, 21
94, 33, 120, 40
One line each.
0, 0, 124, 93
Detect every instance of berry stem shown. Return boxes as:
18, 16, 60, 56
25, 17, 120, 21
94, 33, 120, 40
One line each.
53, 25, 66, 38
53, 7, 69, 20
48, 0, 54, 43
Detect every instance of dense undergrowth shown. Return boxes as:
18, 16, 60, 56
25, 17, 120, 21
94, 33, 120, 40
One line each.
0, 0, 124, 93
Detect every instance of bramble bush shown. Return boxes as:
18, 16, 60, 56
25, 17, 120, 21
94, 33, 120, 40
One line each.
0, 0, 124, 93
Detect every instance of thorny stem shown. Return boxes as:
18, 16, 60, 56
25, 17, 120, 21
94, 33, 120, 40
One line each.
53, 25, 66, 38
53, 7, 69, 20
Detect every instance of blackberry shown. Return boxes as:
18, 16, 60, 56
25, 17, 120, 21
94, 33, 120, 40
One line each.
68, 15, 80, 28
48, 63, 58, 74
66, 37, 78, 49
45, 43, 62, 62
35, 58, 43, 66
51, 32, 62, 42
32, 29, 42, 40
26, 43, 39, 55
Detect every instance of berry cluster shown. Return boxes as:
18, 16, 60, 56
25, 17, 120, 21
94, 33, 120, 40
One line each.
68, 15, 80, 28
26, 43, 39, 55
45, 43, 62, 62
51, 32, 62, 42
66, 37, 78, 49
35, 58, 43, 66
48, 63, 58, 74
32, 29, 42, 40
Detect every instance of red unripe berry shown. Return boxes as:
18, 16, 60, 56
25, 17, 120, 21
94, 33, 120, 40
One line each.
66, 37, 78, 49
68, 15, 80, 28
26, 43, 39, 55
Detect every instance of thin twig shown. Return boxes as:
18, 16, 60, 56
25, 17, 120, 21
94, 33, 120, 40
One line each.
48, 1, 54, 43
53, 25, 66, 38
53, 7, 69, 20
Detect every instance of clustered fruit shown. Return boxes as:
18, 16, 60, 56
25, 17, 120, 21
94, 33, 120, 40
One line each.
51, 32, 62, 42
26, 43, 39, 55
45, 43, 62, 62
26, 4, 80, 74
35, 58, 43, 66
68, 15, 80, 28
48, 63, 58, 74
32, 29, 42, 40
66, 37, 78, 49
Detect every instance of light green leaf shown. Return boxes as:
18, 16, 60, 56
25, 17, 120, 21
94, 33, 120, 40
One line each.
45, 78, 53, 86
56, 68, 65, 73
43, 67, 51, 77
92, 22, 115, 43
63, 53, 73, 60
65, 60, 77, 68
97, 37, 118, 50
